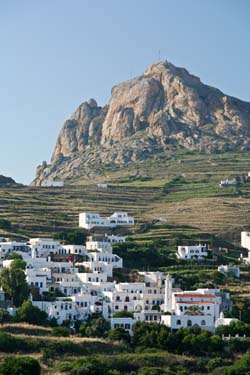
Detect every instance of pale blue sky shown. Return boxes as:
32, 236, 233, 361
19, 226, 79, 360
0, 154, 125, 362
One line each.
1, 0, 249, 184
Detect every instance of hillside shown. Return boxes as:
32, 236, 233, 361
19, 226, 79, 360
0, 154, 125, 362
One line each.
33, 60, 250, 185
2, 151, 250, 249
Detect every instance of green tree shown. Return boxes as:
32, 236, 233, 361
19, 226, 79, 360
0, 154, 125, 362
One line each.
79, 314, 110, 338
10, 258, 26, 270
0, 261, 29, 306
51, 326, 71, 337
54, 228, 87, 245
16, 301, 48, 325
0, 356, 41, 375
5, 252, 23, 260
108, 327, 131, 343
0, 308, 12, 324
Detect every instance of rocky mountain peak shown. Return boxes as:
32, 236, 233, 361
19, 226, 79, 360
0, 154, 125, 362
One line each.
33, 60, 250, 185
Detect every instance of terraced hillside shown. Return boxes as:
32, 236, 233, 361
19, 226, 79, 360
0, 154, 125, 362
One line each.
0, 152, 250, 248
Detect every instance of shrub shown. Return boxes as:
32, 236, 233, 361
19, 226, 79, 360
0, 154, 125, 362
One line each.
0, 356, 41, 375
113, 310, 134, 318
79, 314, 110, 338
0, 219, 11, 230
16, 301, 48, 325
207, 357, 225, 372
51, 326, 71, 337
108, 327, 131, 343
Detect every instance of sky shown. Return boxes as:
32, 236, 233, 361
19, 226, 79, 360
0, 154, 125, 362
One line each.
0, 0, 249, 184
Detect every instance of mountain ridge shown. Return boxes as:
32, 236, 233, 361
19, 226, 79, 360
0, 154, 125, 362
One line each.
0, 175, 16, 186
33, 60, 250, 185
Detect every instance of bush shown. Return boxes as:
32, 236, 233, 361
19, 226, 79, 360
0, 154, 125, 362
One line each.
113, 310, 134, 318
54, 228, 87, 245
5, 252, 23, 260
0, 308, 12, 323
16, 301, 48, 325
0, 356, 41, 375
0, 219, 11, 230
51, 326, 71, 337
79, 314, 110, 338
207, 357, 225, 372
108, 327, 131, 343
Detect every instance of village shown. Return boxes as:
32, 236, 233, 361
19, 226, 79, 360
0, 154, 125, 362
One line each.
0, 211, 249, 335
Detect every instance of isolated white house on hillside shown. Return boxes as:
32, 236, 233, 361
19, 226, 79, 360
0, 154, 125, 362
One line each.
241, 232, 250, 251
79, 212, 134, 230
176, 244, 208, 260
41, 180, 64, 187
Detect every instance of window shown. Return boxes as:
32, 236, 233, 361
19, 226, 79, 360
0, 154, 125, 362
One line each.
187, 320, 192, 327
176, 319, 181, 325
201, 320, 206, 326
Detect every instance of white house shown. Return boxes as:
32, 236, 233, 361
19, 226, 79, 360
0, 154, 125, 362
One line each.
0, 241, 30, 260
218, 265, 240, 278
26, 267, 51, 293
111, 317, 136, 335
161, 275, 224, 332
97, 183, 108, 189
79, 212, 134, 230
41, 181, 64, 188
33, 300, 88, 324
176, 244, 208, 260
241, 232, 250, 251
108, 212, 134, 227
29, 238, 62, 258
215, 312, 239, 328
220, 179, 235, 187
87, 234, 126, 243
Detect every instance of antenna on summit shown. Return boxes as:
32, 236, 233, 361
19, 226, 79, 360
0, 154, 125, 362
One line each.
158, 49, 161, 61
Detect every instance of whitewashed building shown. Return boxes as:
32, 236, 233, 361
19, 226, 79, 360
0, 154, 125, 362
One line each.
41, 181, 64, 188
0, 241, 30, 260
161, 275, 225, 332
215, 312, 239, 328
218, 265, 240, 278
111, 317, 136, 335
220, 179, 235, 187
176, 244, 208, 260
79, 212, 134, 230
241, 231, 250, 251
